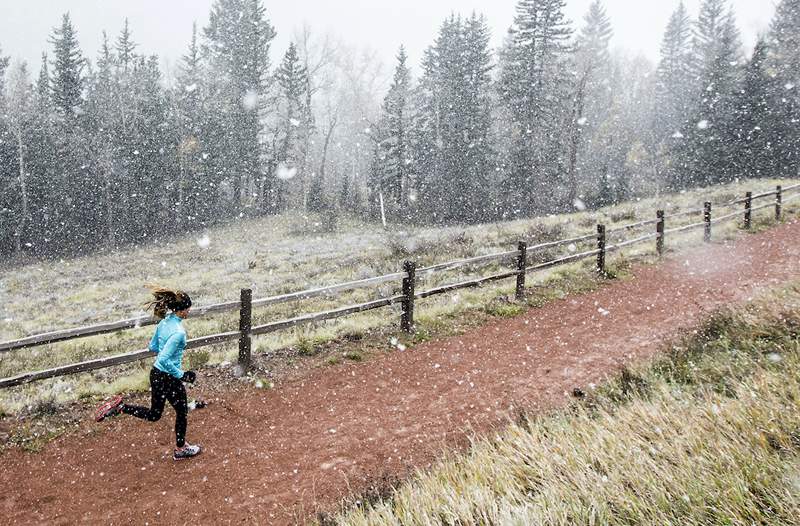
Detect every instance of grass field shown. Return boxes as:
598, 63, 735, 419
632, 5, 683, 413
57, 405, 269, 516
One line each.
326, 281, 800, 526
0, 178, 796, 413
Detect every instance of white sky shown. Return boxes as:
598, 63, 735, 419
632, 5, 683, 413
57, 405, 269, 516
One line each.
0, 1, 777, 77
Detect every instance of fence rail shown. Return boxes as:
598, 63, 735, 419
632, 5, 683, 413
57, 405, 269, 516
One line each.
2, 182, 798, 389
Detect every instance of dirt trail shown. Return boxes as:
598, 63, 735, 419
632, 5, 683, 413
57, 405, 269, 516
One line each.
3, 220, 800, 525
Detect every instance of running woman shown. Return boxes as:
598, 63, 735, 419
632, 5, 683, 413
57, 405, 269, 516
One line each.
95, 287, 202, 460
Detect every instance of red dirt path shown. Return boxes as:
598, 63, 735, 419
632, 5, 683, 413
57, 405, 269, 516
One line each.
3, 220, 800, 525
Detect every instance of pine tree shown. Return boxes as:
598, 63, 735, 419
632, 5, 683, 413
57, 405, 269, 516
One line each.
654, 2, 695, 188
83, 32, 115, 246
677, 1, 742, 186
568, 0, 613, 206
204, 0, 276, 211
115, 18, 137, 74
271, 42, 309, 212
49, 13, 84, 118
28, 52, 60, 256
372, 46, 412, 216
730, 40, 779, 179
460, 13, 495, 222
768, 0, 800, 177
174, 22, 213, 228
36, 53, 50, 103
499, 0, 573, 216
129, 55, 173, 241
0, 47, 17, 254
48, 13, 90, 254
413, 14, 495, 224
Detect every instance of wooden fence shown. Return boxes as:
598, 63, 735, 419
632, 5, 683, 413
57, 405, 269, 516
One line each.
2, 183, 799, 390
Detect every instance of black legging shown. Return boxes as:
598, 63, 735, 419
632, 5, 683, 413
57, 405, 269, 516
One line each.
122, 367, 188, 448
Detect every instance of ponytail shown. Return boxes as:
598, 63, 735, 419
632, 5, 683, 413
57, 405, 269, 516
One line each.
144, 286, 193, 319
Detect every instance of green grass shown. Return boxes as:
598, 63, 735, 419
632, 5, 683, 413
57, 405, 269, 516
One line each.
326, 282, 800, 526
0, 178, 796, 413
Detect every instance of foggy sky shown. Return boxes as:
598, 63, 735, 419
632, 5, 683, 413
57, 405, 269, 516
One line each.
0, 1, 777, 79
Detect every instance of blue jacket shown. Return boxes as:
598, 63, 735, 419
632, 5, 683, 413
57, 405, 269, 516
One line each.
149, 313, 187, 379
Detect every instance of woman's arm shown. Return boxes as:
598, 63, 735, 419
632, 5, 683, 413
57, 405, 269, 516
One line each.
159, 332, 187, 379
148, 330, 159, 353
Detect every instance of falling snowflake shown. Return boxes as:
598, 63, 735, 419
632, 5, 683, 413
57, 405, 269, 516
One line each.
241, 90, 258, 111
672, 131, 684, 139
276, 163, 297, 181
185, 83, 198, 93
196, 235, 211, 249
697, 120, 709, 130
573, 198, 586, 211
577, 117, 588, 126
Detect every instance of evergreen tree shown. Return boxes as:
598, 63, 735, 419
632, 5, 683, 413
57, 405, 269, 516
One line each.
460, 13, 495, 222
0, 46, 15, 254
115, 18, 137, 73
84, 32, 119, 247
768, 0, 800, 177
568, 0, 613, 205
271, 42, 309, 212
371, 46, 412, 216
731, 39, 779, 179
204, 0, 276, 211
28, 52, 60, 256
174, 22, 214, 228
676, 0, 742, 187
49, 13, 84, 118
499, 0, 573, 216
413, 14, 495, 224
126, 55, 173, 242
48, 13, 90, 254
654, 1, 694, 187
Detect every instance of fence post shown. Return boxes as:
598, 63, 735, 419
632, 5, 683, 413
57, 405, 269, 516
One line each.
515, 241, 527, 301
401, 261, 416, 333
776, 185, 782, 221
703, 202, 712, 243
744, 191, 752, 229
238, 288, 252, 371
656, 210, 665, 256
596, 224, 606, 276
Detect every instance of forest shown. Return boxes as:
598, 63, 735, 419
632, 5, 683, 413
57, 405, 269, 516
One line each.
0, 0, 798, 258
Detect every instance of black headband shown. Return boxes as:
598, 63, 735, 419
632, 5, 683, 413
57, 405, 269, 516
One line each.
172, 295, 192, 311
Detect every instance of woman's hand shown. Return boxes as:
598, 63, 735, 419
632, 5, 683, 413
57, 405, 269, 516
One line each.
181, 371, 197, 384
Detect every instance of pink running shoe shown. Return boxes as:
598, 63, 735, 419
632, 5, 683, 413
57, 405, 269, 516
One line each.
94, 395, 123, 422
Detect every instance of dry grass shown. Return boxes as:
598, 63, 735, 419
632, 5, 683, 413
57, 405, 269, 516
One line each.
0, 178, 795, 412
326, 282, 800, 526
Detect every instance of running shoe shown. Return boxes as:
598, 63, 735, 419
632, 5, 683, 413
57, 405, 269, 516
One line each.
173, 443, 202, 461
94, 395, 123, 422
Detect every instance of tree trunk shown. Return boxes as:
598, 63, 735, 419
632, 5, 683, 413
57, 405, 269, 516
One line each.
566, 72, 588, 208
13, 129, 29, 255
